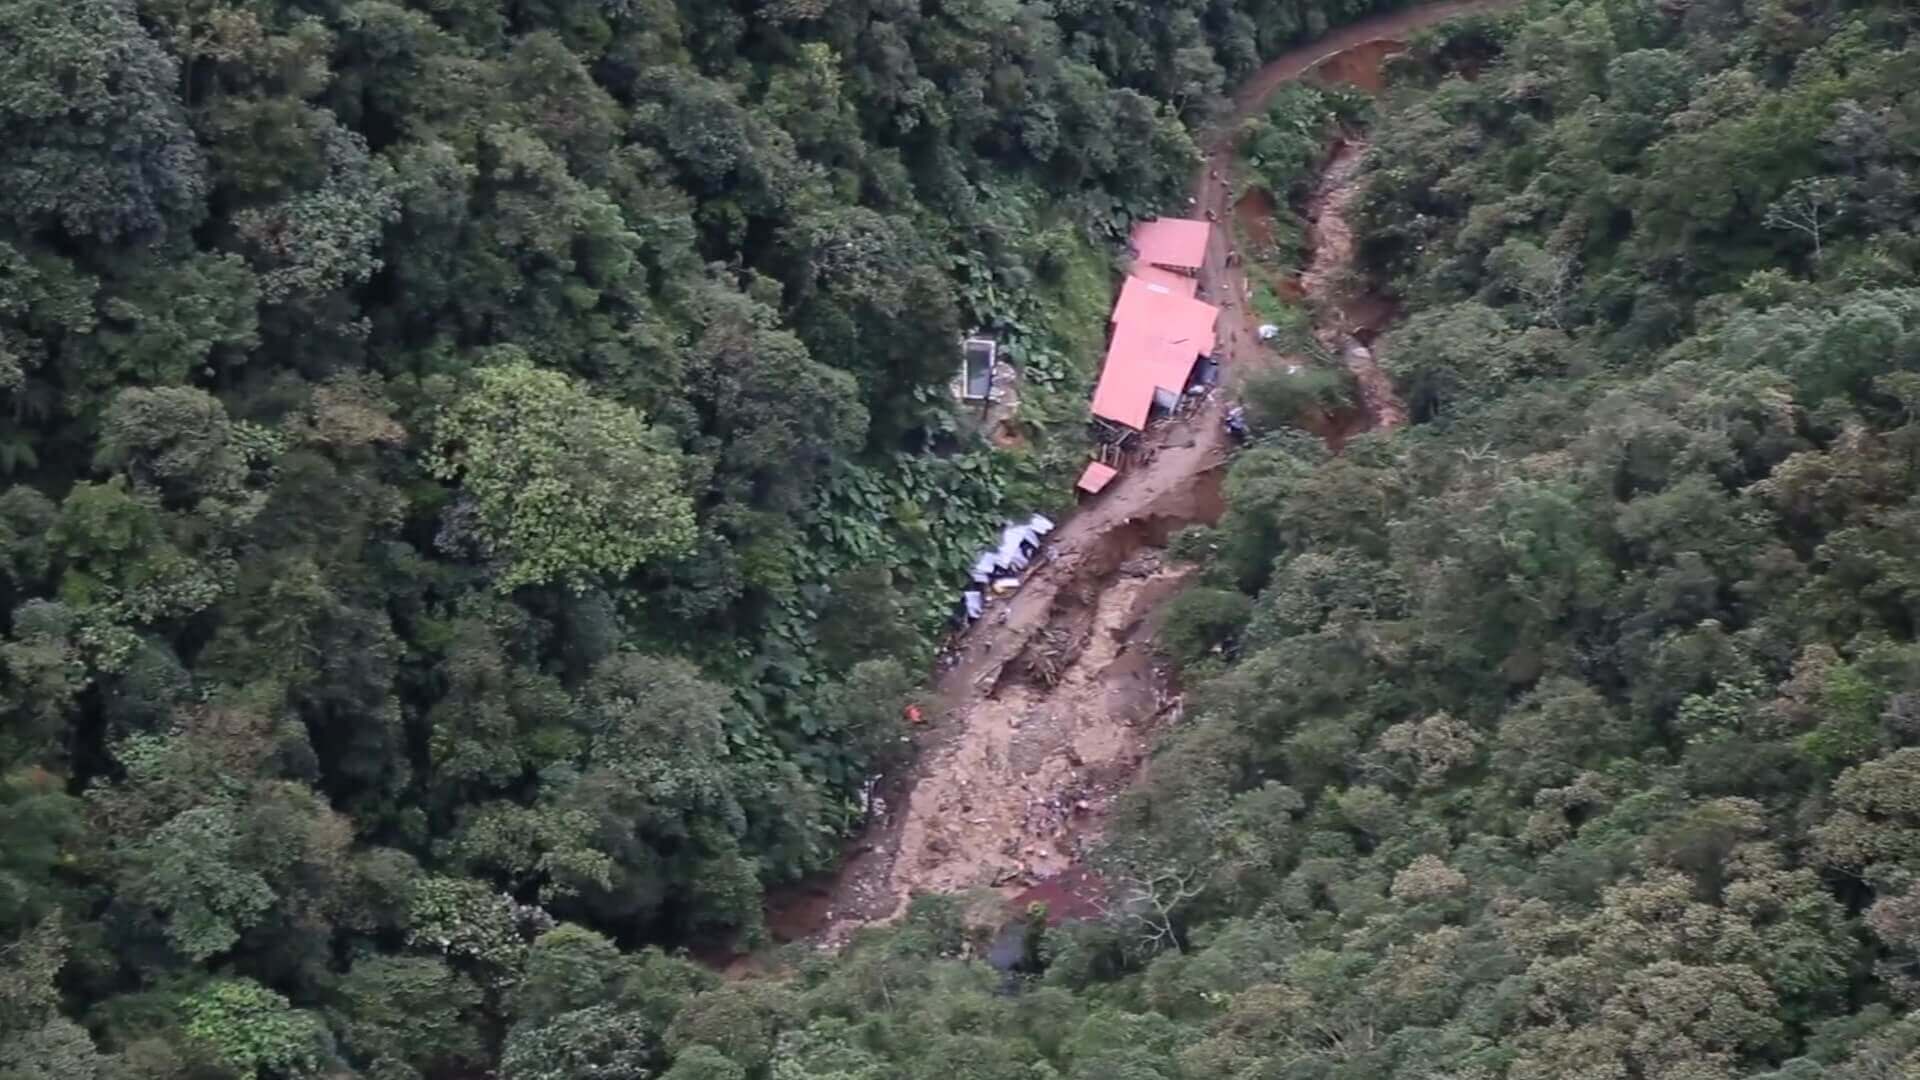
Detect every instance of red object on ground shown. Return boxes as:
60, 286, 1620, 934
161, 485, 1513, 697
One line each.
904, 704, 923, 724
1008, 866, 1110, 925
1076, 461, 1119, 494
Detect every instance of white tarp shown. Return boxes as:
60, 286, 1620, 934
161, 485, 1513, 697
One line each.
999, 542, 1030, 572
1001, 529, 1034, 569
991, 514, 1057, 574
1258, 324, 1280, 340
957, 514, 1057, 619
970, 552, 1000, 583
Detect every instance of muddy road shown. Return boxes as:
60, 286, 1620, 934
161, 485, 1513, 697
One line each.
758, 0, 1516, 953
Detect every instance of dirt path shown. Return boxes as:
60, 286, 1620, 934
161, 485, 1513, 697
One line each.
1218, 0, 1513, 126
760, 0, 1516, 952
1192, 0, 1513, 433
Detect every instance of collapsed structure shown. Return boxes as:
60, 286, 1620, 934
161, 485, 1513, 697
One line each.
957, 514, 1057, 623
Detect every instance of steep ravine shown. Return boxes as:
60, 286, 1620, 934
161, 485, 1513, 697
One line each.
1301, 137, 1409, 432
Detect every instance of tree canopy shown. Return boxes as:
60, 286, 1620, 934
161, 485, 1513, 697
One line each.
0, 0, 1458, 1074
17, 0, 1920, 1078
426, 356, 697, 590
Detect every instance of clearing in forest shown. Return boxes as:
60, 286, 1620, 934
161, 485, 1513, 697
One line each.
759, 0, 1517, 952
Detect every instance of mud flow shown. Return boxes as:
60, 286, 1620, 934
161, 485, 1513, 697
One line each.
1300, 138, 1408, 432
761, 467, 1226, 950
750, 0, 1516, 958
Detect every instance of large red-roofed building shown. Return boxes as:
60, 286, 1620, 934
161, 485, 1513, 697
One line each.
1089, 218, 1219, 431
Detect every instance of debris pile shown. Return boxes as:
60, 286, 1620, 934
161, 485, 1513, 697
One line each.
959, 514, 1056, 624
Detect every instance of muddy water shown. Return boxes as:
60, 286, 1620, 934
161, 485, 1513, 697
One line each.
1306, 39, 1407, 93
1300, 141, 1366, 311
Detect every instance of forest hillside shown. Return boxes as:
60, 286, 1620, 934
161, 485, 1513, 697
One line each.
8, 0, 1920, 1078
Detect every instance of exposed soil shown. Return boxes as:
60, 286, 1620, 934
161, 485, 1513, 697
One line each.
1234, 186, 1282, 256
1009, 865, 1111, 925
763, 456, 1229, 949
1301, 138, 1408, 431
1222, 0, 1512, 122
750, 0, 1518, 957
1305, 38, 1408, 93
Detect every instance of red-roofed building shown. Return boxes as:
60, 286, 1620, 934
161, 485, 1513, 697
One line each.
1091, 279, 1219, 430
1076, 461, 1118, 494
1111, 275, 1219, 341
1077, 215, 1218, 448
1129, 218, 1212, 274
1125, 261, 1198, 298
1113, 274, 1198, 322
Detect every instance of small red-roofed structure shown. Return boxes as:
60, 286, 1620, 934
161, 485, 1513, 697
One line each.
1076, 461, 1118, 494
1129, 218, 1211, 273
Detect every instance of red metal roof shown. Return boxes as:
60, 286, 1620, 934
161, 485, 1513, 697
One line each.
1124, 262, 1198, 298
1076, 461, 1119, 494
1091, 280, 1219, 430
1110, 276, 1219, 339
1112, 274, 1198, 323
1089, 329, 1202, 429
1130, 218, 1212, 272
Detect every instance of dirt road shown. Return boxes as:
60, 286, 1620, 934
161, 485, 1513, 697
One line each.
762, 0, 1518, 951
1221, 0, 1515, 124
1197, 0, 1512, 434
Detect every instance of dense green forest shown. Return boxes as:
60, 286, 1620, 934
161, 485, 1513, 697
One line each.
12, 0, 1920, 1076
0, 0, 1446, 1074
